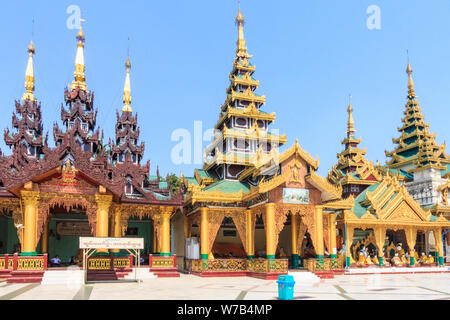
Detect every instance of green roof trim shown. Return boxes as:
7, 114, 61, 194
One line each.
202, 179, 250, 194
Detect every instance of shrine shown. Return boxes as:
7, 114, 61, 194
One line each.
0, 25, 183, 282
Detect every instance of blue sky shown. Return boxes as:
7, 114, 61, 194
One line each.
0, 1, 449, 177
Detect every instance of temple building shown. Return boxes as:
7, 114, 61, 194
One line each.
384, 63, 450, 220
0, 8, 448, 283
327, 101, 449, 269
0, 26, 183, 282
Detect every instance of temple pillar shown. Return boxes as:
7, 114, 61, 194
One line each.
373, 227, 386, 267
246, 209, 254, 259
111, 208, 122, 254
433, 228, 444, 266
265, 203, 276, 259
314, 206, 324, 261
200, 207, 209, 259
40, 218, 49, 254
152, 224, 158, 253
405, 227, 417, 266
345, 225, 354, 268
95, 194, 112, 254
328, 213, 337, 258
21, 190, 40, 255
160, 207, 172, 256
291, 213, 299, 268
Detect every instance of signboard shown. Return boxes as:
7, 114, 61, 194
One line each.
56, 221, 91, 237
79, 237, 144, 249
282, 188, 309, 204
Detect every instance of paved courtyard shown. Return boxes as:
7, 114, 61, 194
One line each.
0, 273, 449, 300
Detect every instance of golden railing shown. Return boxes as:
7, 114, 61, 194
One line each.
304, 258, 343, 272
0, 254, 48, 271
185, 258, 289, 274
149, 254, 176, 269
88, 258, 111, 270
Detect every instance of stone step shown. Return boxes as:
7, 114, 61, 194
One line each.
7, 277, 42, 283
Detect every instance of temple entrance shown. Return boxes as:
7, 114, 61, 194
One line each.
0, 213, 20, 254
122, 217, 154, 265
38, 205, 93, 266
211, 217, 246, 259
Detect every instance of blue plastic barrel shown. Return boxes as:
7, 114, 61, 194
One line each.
277, 275, 295, 300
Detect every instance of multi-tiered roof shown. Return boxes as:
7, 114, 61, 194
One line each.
328, 100, 381, 198
0, 27, 181, 207
53, 26, 103, 161
4, 41, 48, 168
385, 63, 450, 174
202, 7, 286, 185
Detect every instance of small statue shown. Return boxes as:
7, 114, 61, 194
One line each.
391, 253, 403, 266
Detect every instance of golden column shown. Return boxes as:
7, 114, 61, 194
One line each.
111, 208, 122, 254
405, 228, 417, 266
328, 213, 337, 259
345, 224, 355, 268
246, 209, 254, 259
152, 224, 158, 253
373, 227, 386, 267
95, 194, 112, 254
314, 206, 324, 260
21, 190, 40, 255
291, 213, 299, 268
434, 228, 444, 266
160, 207, 172, 257
265, 203, 276, 259
200, 207, 209, 259
40, 218, 50, 254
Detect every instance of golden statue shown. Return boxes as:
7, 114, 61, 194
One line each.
419, 252, 430, 265
426, 254, 435, 265
391, 253, 404, 266
442, 189, 448, 206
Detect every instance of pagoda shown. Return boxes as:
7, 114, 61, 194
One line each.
385, 62, 450, 218
4, 41, 48, 167
328, 100, 381, 198
385, 62, 449, 173
202, 6, 286, 185
108, 56, 172, 200
53, 25, 103, 160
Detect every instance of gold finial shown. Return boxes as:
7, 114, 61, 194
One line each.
22, 40, 36, 101
236, 2, 246, 53
122, 56, 132, 112
71, 18, 87, 91
406, 61, 415, 95
347, 95, 355, 137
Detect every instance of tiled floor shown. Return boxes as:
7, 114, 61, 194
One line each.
0, 273, 449, 300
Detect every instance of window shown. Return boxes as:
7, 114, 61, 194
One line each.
125, 177, 133, 195
81, 123, 88, 132
68, 121, 75, 129
350, 185, 359, 193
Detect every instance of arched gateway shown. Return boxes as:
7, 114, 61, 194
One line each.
0, 27, 183, 282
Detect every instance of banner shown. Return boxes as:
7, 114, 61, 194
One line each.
282, 188, 309, 204
56, 221, 91, 237
79, 237, 144, 249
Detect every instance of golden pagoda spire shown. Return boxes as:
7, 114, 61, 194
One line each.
71, 19, 87, 91
346, 95, 355, 138
22, 40, 36, 101
406, 61, 415, 96
122, 56, 132, 112
235, 2, 246, 55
